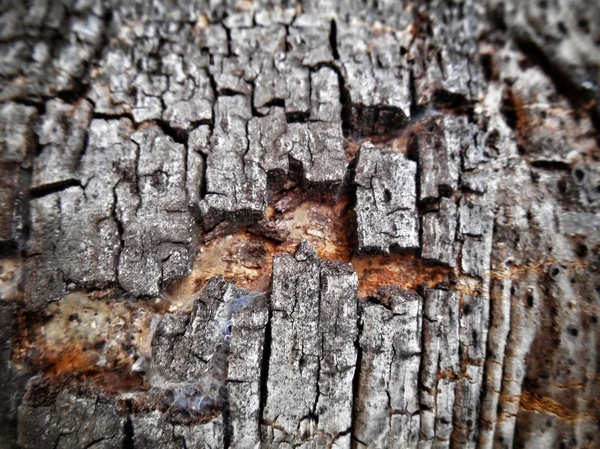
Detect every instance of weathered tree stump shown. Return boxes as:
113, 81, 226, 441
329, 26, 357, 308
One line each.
1, 0, 599, 448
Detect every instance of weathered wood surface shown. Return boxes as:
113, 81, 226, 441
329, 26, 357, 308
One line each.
1, 0, 599, 448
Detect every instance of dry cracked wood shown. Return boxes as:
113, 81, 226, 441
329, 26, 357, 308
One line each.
1, 0, 599, 448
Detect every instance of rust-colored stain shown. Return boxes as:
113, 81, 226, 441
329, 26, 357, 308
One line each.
0, 256, 22, 300
352, 254, 451, 298
14, 292, 154, 393
168, 191, 452, 302
509, 84, 598, 160
490, 258, 589, 281
13, 191, 454, 395
517, 392, 598, 423
344, 128, 414, 163
167, 194, 355, 305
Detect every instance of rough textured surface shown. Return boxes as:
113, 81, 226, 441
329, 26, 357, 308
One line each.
0, 301, 19, 446
421, 198, 458, 266
18, 383, 125, 449
263, 240, 358, 447
355, 288, 423, 448
353, 142, 419, 254
1, 1, 599, 448
419, 288, 460, 449
0, 103, 37, 251
337, 18, 412, 136
415, 115, 475, 202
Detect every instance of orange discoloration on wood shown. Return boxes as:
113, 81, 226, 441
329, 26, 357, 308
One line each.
517, 392, 598, 423
352, 254, 452, 298
14, 292, 156, 393
167, 195, 355, 305
344, 128, 413, 163
14, 193, 455, 395
169, 194, 453, 302
0, 256, 22, 300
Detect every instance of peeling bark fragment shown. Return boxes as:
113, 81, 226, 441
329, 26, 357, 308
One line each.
199, 95, 266, 231
0, 102, 38, 164
461, 130, 488, 172
353, 142, 418, 254
412, 2, 485, 106
88, 46, 135, 116
25, 119, 136, 304
248, 219, 290, 243
337, 20, 412, 135
287, 15, 334, 67
263, 242, 320, 444
209, 56, 253, 97
132, 73, 167, 123
310, 67, 342, 123
134, 275, 267, 448
263, 241, 358, 447
227, 288, 269, 449
354, 289, 423, 449
0, 102, 37, 250
247, 107, 289, 187
283, 120, 347, 195
419, 288, 459, 449
198, 99, 346, 229
302, 121, 347, 193
0, 165, 27, 251
415, 115, 465, 202
316, 261, 359, 439
17, 383, 124, 449
117, 125, 198, 296
26, 118, 198, 301
60, 118, 136, 289
200, 96, 266, 229
163, 70, 214, 131
280, 63, 310, 121
461, 237, 491, 278
186, 128, 206, 211
57, 185, 122, 287
459, 198, 494, 280
24, 193, 66, 305
33, 99, 92, 190
343, 62, 412, 136
253, 55, 288, 114
421, 198, 457, 267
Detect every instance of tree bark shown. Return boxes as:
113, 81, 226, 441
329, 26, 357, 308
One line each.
1, 0, 599, 448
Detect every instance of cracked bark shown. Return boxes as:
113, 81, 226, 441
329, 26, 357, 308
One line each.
1, 1, 599, 449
